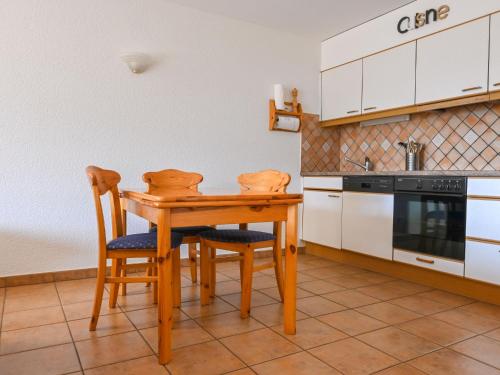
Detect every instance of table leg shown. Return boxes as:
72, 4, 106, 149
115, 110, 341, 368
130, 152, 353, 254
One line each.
284, 204, 298, 334
157, 209, 173, 364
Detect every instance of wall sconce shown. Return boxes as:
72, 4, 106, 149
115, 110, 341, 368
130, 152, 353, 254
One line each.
121, 53, 151, 74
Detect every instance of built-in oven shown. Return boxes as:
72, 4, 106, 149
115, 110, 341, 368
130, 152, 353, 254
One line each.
393, 176, 467, 261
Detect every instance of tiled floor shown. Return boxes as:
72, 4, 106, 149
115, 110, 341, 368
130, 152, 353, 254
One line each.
1, 254, 500, 375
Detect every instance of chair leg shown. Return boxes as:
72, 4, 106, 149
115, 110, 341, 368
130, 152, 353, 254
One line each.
188, 243, 198, 283
153, 257, 158, 304
239, 252, 245, 288
240, 249, 254, 318
109, 258, 122, 308
173, 247, 181, 308
200, 240, 210, 305
89, 258, 106, 331
273, 222, 285, 302
145, 257, 153, 287
209, 248, 216, 297
120, 258, 127, 296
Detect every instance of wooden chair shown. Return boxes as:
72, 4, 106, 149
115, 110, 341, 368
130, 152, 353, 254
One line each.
85, 166, 183, 331
199, 169, 290, 318
143, 169, 212, 284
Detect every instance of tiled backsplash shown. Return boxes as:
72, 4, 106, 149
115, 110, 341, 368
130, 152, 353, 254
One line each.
301, 101, 500, 173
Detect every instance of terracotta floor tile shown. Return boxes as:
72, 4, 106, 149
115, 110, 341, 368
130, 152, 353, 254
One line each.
355, 271, 395, 284
324, 274, 374, 289
299, 280, 345, 294
271, 318, 347, 349
221, 328, 301, 366
118, 291, 155, 311
196, 311, 264, 338
221, 290, 277, 309
56, 278, 103, 305
375, 364, 427, 375
356, 302, 421, 324
296, 296, 346, 316
4, 283, 60, 313
357, 326, 441, 361
460, 302, 500, 321
330, 264, 367, 275
384, 280, 431, 294
317, 309, 387, 336
1, 305, 65, 331
227, 369, 256, 375
252, 351, 341, 375
181, 297, 236, 318
309, 337, 399, 374
300, 266, 342, 279
249, 303, 307, 327
432, 308, 500, 333
251, 275, 279, 290
75, 331, 152, 369
0, 343, 80, 375
68, 312, 135, 341
0, 322, 71, 355
302, 258, 339, 268
451, 335, 500, 369
409, 348, 500, 375
389, 295, 451, 315
259, 286, 312, 300
141, 320, 213, 351
417, 290, 474, 308
62, 298, 120, 321
398, 316, 475, 346
323, 290, 380, 308
356, 284, 414, 301
84, 355, 168, 375
296, 271, 319, 284
166, 340, 245, 375
486, 328, 500, 342
180, 285, 200, 302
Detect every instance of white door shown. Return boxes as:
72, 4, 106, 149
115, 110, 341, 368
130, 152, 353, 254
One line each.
416, 17, 490, 104
490, 13, 500, 92
465, 240, 500, 285
362, 42, 416, 113
342, 192, 394, 260
321, 60, 362, 120
302, 190, 342, 249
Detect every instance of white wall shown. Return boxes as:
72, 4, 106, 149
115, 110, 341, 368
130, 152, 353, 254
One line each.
0, 0, 319, 276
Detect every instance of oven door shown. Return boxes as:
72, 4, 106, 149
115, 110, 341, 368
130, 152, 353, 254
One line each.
393, 192, 466, 260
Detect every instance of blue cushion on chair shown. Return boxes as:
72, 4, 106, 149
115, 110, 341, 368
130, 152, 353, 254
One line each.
199, 229, 275, 244
107, 232, 183, 250
150, 226, 212, 236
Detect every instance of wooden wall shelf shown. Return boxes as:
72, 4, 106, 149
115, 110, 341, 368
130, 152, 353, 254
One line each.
320, 92, 497, 128
269, 99, 303, 132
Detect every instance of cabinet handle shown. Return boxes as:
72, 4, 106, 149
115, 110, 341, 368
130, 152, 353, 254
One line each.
346, 110, 359, 114
328, 195, 340, 198
494, 83, 500, 87
462, 86, 482, 92
416, 257, 435, 264
364, 106, 377, 111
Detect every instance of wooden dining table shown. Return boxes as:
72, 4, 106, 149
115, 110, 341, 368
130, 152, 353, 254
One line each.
120, 187, 303, 364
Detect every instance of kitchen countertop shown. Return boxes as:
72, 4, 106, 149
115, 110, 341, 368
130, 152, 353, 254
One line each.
301, 170, 500, 177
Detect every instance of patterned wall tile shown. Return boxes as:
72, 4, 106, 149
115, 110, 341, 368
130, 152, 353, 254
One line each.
301, 101, 500, 173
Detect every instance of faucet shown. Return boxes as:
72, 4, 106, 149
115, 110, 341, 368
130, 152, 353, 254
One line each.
344, 156, 373, 172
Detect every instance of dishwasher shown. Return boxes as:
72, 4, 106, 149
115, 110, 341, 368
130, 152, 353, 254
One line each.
341, 176, 395, 260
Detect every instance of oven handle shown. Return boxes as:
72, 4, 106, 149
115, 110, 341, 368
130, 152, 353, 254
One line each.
394, 191, 466, 198
416, 257, 435, 264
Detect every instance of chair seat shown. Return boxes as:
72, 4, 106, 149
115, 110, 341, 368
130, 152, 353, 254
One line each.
200, 229, 275, 244
107, 232, 183, 250
150, 225, 213, 237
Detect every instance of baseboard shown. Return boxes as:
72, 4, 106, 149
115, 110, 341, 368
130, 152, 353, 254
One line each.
305, 241, 500, 306
0, 247, 306, 288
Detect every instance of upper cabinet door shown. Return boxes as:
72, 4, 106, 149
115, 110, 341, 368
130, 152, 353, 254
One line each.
362, 42, 416, 113
321, 60, 362, 120
416, 17, 490, 104
490, 13, 500, 92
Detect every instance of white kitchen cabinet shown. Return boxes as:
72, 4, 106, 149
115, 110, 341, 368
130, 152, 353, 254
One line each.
321, 60, 362, 120
303, 177, 342, 190
490, 13, 500, 92
416, 17, 490, 104
342, 192, 394, 260
467, 177, 500, 198
394, 249, 464, 276
362, 42, 416, 113
466, 199, 500, 241
302, 190, 342, 249
465, 240, 500, 285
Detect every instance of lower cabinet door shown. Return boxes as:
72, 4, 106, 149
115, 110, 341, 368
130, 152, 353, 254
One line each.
341, 192, 394, 260
393, 249, 464, 276
465, 240, 500, 285
302, 190, 342, 249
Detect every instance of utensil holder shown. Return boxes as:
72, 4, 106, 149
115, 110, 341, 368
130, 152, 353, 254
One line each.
406, 152, 420, 171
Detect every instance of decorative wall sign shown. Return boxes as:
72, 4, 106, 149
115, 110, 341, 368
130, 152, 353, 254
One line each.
397, 5, 450, 34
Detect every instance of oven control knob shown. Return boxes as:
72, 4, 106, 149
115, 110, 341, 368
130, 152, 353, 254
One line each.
432, 185, 438, 190
445, 185, 450, 190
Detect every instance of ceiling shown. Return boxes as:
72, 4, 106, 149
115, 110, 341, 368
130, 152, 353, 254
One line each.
167, 0, 415, 41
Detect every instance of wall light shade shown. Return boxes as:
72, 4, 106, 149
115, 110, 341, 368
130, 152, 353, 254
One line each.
121, 53, 150, 74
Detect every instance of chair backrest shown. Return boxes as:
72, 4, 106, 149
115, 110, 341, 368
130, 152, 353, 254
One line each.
238, 169, 291, 193
142, 169, 203, 195
86, 166, 124, 250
